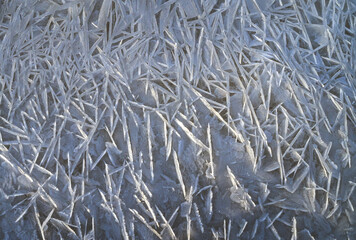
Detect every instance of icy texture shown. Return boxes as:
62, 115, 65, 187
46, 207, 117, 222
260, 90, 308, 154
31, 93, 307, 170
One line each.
0, 0, 355, 239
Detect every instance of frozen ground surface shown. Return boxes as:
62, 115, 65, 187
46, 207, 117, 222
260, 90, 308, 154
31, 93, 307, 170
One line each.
0, 0, 356, 239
